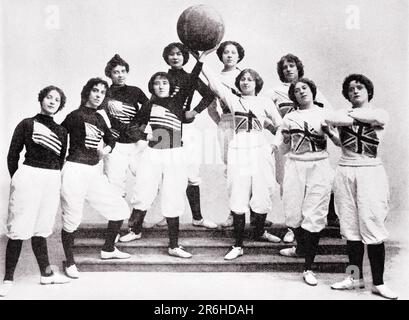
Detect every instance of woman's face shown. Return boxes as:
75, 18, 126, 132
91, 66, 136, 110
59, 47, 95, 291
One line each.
153, 76, 170, 98
239, 72, 256, 96
87, 84, 107, 109
222, 44, 239, 68
110, 65, 127, 86
167, 47, 184, 69
348, 80, 369, 106
40, 90, 61, 115
294, 81, 313, 106
283, 59, 299, 83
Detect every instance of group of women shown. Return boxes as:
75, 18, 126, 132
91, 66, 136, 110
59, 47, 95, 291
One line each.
0, 39, 398, 300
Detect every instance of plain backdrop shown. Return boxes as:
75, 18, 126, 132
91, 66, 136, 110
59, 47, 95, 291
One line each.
0, 0, 408, 237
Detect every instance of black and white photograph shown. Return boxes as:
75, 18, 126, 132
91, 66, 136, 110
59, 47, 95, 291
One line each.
0, 0, 407, 303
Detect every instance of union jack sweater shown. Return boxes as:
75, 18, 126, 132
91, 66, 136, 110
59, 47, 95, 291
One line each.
337, 107, 387, 166
7, 114, 67, 177
61, 106, 115, 165
203, 64, 283, 149
280, 107, 330, 161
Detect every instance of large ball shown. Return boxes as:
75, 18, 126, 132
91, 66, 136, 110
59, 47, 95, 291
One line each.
177, 5, 225, 51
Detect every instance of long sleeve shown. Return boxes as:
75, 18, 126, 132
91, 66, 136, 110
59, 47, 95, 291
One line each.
98, 113, 116, 150
7, 120, 26, 177
265, 99, 283, 128
181, 61, 215, 114
137, 88, 149, 106
137, 101, 152, 127
325, 109, 355, 127
61, 113, 74, 132
201, 64, 236, 113
207, 98, 221, 124
192, 77, 216, 114
348, 108, 389, 126
272, 116, 289, 149
59, 128, 68, 169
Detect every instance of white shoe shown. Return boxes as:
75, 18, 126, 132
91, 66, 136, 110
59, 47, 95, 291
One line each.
259, 231, 281, 243
114, 233, 120, 244
331, 276, 365, 290
224, 246, 244, 260
101, 247, 131, 260
168, 246, 192, 258
63, 262, 80, 279
283, 228, 295, 243
303, 270, 318, 286
40, 273, 70, 285
221, 214, 234, 228
0, 281, 13, 297
279, 246, 301, 257
372, 284, 398, 300
155, 218, 168, 227
192, 218, 218, 229
119, 231, 141, 242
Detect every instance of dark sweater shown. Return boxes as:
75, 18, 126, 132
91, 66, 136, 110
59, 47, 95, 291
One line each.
138, 62, 203, 149
103, 84, 149, 143
168, 65, 215, 114
7, 114, 67, 177
61, 106, 115, 166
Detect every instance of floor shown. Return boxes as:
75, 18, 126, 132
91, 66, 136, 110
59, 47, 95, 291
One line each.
0, 233, 407, 300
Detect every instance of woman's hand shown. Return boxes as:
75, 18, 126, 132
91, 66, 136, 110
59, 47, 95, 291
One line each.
199, 46, 218, 62
185, 110, 198, 120
271, 144, 278, 154
97, 145, 112, 159
188, 46, 218, 62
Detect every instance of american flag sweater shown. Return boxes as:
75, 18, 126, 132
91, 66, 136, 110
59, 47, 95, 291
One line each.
167, 63, 215, 114
102, 84, 149, 143
7, 114, 68, 177
61, 106, 115, 165
138, 62, 204, 149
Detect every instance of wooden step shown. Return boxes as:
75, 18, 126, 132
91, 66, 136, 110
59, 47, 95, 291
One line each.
73, 252, 350, 273
75, 223, 341, 239
73, 237, 348, 255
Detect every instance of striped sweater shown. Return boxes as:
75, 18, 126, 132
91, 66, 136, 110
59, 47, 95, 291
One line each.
61, 106, 115, 165
7, 114, 67, 177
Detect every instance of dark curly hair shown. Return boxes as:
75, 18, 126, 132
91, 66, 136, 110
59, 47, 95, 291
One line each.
104, 54, 129, 78
80, 78, 109, 107
148, 72, 175, 96
277, 54, 304, 83
288, 78, 317, 107
342, 74, 374, 102
216, 41, 245, 64
38, 85, 66, 113
162, 42, 189, 66
235, 69, 264, 96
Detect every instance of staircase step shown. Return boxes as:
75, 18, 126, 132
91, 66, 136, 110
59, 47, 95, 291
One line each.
74, 237, 347, 255
76, 223, 341, 239
73, 252, 349, 273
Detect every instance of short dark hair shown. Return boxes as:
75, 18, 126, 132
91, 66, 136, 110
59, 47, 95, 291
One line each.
104, 54, 129, 78
277, 54, 304, 83
216, 41, 245, 63
80, 78, 109, 107
162, 42, 189, 66
342, 74, 374, 102
38, 85, 66, 113
148, 72, 175, 96
235, 69, 264, 95
288, 78, 317, 107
